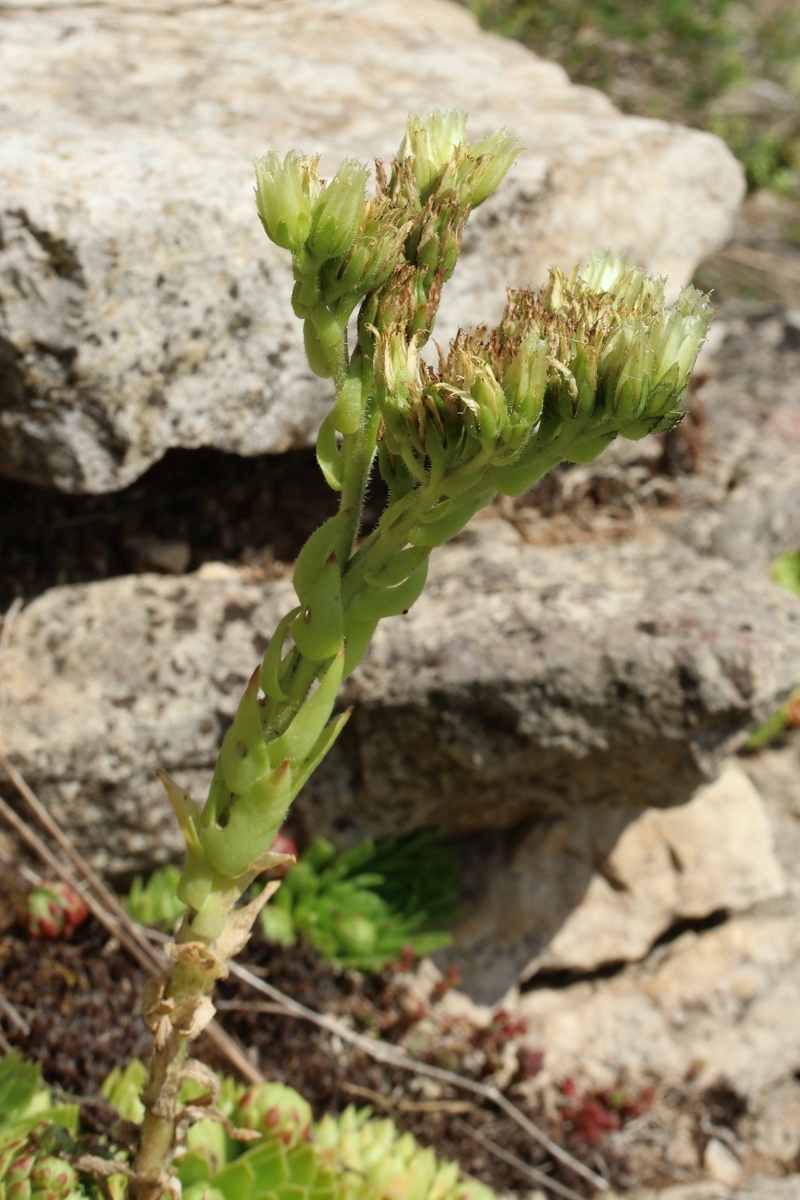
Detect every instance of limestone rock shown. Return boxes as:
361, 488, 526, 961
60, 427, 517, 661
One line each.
730, 1184, 800, 1200
608, 1180, 800, 1200
0, 572, 296, 872
703, 1140, 743, 1190
515, 904, 800, 1095
441, 763, 785, 1001
748, 1079, 800, 1166
0, 0, 744, 492
675, 306, 800, 573
1, 525, 798, 875
742, 743, 800, 897
302, 525, 800, 844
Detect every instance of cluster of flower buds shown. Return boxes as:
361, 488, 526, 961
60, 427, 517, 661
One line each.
15, 882, 89, 941
357, 115, 519, 348
255, 150, 398, 383
254, 112, 518, 394
372, 252, 713, 504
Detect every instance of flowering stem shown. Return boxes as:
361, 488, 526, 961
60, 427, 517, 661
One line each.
128, 109, 712, 1194
133, 1036, 189, 1199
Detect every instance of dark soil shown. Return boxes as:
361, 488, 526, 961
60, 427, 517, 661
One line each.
0, 862, 756, 1199
0, 447, 347, 611
0, 887, 598, 1196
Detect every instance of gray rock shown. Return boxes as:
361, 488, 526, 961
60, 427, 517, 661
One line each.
748, 1079, 800, 1166
0, 571, 296, 873
608, 1183, 800, 1200
303, 523, 800, 844
682, 306, 800, 572
0, 0, 743, 492
441, 763, 785, 1000
1, 524, 798, 875
516, 900, 800, 1094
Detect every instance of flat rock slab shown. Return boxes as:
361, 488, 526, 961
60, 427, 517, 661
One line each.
1, 525, 797, 875
516, 901, 800, 1097
310, 524, 800, 843
0, 0, 743, 491
443, 763, 786, 1001
607, 1178, 800, 1200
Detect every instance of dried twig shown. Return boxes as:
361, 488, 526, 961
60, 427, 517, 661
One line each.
212, 964, 609, 1194
338, 1081, 475, 1116
0, 988, 31, 1037
451, 1116, 589, 1200
0, 787, 157, 979
0, 755, 263, 1085
0, 759, 606, 1195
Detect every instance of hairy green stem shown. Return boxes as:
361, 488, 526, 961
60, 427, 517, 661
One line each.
132, 944, 224, 1197
133, 1034, 190, 1199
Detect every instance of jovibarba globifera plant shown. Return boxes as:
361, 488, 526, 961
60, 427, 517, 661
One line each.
259, 834, 459, 970
128, 111, 713, 1196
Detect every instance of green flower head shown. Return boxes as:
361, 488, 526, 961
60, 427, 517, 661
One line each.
254, 150, 319, 252
307, 157, 369, 265
396, 110, 519, 210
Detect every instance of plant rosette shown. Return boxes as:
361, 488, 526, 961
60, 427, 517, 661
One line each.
15, 883, 89, 941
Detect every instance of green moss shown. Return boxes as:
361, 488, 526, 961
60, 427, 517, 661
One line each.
461, 0, 800, 197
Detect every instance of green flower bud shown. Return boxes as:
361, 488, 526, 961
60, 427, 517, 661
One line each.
594, 276, 712, 441
576, 249, 665, 312
398, 111, 469, 200
254, 150, 318, 251
501, 333, 548, 433
599, 324, 646, 421
653, 284, 712, 385
307, 158, 368, 265
464, 128, 520, 207
372, 325, 421, 419
318, 198, 409, 307
559, 336, 601, 423
441, 346, 508, 454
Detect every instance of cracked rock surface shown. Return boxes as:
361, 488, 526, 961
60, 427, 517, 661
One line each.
0, 0, 742, 491
2, 526, 797, 877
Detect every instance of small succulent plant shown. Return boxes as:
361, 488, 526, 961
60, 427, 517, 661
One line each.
314, 1105, 497, 1200
15, 883, 89, 942
0, 1056, 84, 1200
556, 1076, 654, 1149
236, 1083, 312, 1149
124, 865, 187, 931
0, 1142, 81, 1200
100, 1062, 501, 1200
259, 834, 458, 971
